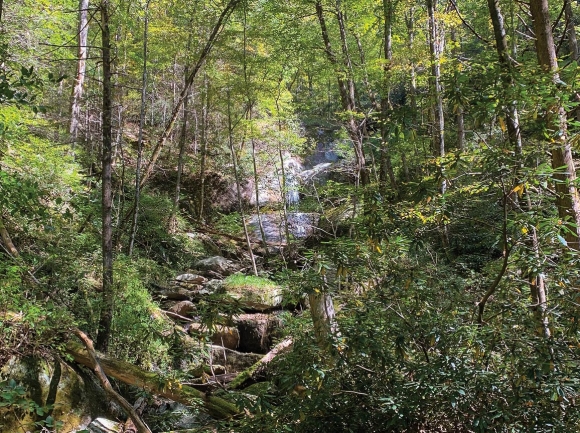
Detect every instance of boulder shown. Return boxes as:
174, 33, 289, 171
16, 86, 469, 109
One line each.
174, 273, 207, 286
158, 287, 197, 301
226, 284, 282, 309
194, 256, 241, 277
188, 324, 240, 350
0, 356, 109, 433
235, 313, 282, 354
209, 346, 262, 372
88, 418, 123, 433
168, 300, 197, 317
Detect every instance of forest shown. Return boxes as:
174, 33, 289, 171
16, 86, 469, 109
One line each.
1, 0, 580, 431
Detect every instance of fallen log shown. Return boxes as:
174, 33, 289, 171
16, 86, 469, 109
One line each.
65, 342, 240, 419
228, 338, 293, 390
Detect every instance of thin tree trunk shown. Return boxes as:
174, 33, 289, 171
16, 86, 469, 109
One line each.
198, 74, 209, 222
172, 31, 192, 229
450, 28, 465, 150
70, 0, 90, 149
227, 91, 258, 276
96, 0, 113, 353
138, 0, 240, 190
488, 0, 548, 337
564, 0, 579, 61
379, 0, 398, 193
0, 216, 18, 257
405, 8, 418, 113
530, 0, 580, 249
129, 0, 149, 256
73, 329, 152, 433
315, 0, 368, 186
427, 0, 446, 195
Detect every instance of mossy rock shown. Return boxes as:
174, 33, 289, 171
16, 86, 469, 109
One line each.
223, 275, 282, 307
1, 356, 109, 432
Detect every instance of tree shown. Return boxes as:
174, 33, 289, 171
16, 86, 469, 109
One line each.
530, 0, 580, 249
95, 0, 113, 353
69, 0, 90, 148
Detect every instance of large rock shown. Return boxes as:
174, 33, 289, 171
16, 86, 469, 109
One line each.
226, 282, 282, 309
194, 256, 241, 277
87, 418, 123, 433
235, 313, 282, 354
189, 324, 240, 350
0, 356, 109, 433
209, 346, 262, 372
168, 300, 197, 317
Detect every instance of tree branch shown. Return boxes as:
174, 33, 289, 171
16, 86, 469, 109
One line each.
72, 328, 152, 433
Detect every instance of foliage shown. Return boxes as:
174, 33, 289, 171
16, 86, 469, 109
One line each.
0, 378, 63, 433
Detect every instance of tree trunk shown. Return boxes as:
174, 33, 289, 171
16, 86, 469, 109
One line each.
379, 0, 398, 193
73, 329, 152, 433
530, 0, 580, 249
426, 0, 446, 194
450, 28, 465, 151
198, 73, 209, 222
308, 292, 338, 353
227, 91, 258, 276
96, 0, 113, 353
138, 0, 240, 190
564, 0, 579, 61
315, 0, 368, 186
487, 0, 545, 323
129, 0, 149, 256
70, 0, 89, 149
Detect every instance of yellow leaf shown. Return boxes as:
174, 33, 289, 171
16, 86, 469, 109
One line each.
498, 117, 507, 132
375, 245, 382, 253
511, 184, 525, 198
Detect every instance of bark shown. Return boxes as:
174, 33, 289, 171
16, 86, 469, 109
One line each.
308, 291, 338, 352
487, 0, 522, 155
450, 28, 465, 150
129, 0, 149, 256
72, 329, 152, 433
198, 74, 209, 222
315, 0, 368, 186
96, 0, 113, 353
138, 0, 240, 189
70, 0, 90, 148
274, 84, 291, 245
564, 0, 579, 61
65, 341, 240, 419
530, 0, 580, 249
405, 8, 418, 113
0, 216, 19, 257
488, 0, 547, 333
379, 0, 398, 193
426, 0, 446, 194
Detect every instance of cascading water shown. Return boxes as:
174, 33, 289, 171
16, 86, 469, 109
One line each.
248, 152, 329, 245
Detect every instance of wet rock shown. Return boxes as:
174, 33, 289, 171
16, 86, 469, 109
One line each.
87, 418, 123, 433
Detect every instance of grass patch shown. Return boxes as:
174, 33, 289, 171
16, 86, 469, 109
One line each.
223, 274, 279, 290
